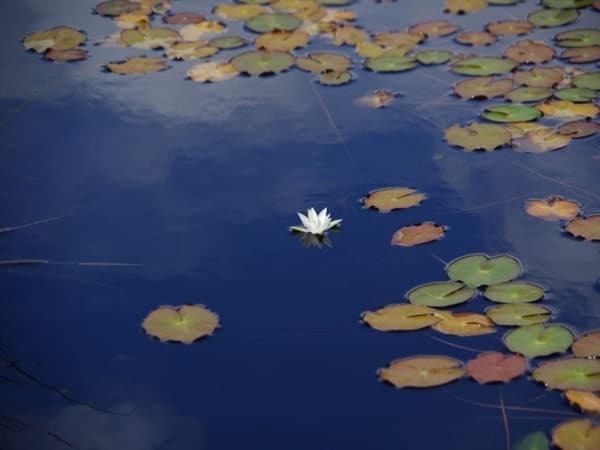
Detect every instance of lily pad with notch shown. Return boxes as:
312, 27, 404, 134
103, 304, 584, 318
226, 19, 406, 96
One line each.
95, 0, 140, 16
432, 311, 496, 336
365, 55, 417, 73
390, 222, 446, 247
444, 123, 511, 151
513, 67, 564, 88
361, 304, 441, 331
564, 215, 600, 240
484, 104, 541, 123
296, 52, 351, 74
318, 70, 353, 86
378, 355, 464, 388
504, 40, 555, 64
557, 120, 600, 138
555, 28, 600, 47
525, 196, 581, 221
505, 87, 552, 103
555, 87, 597, 103
409, 20, 460, 38
446, 253, 522, 288
572, 71, 600, 90
533, 358, 600, 391
486, 20, 534, 36
552, 418, 600, 450
230, 50, 295, 76
120, 28, 180, 50
564, 390, 600, 415
528, 9, 579, 28
407, 281, 475, 307
106, 56, 170, 74
451, 56, 519, 76
209, 36, 248, 49
572, 331, 600, 358
142, 304, 220, 344
455, 32, 497, 47
486, 303, 552, 326
465, 352, 527, 384
255, 30, 310, 51
416, 50, 453, 65
245, 12, 302, 33
561, 47, 600, 64
24, 26, 86, 53
454, 77, 513, 100
483, 282, 545, 303
362, 187, 427, 212
505, 323, 574, 358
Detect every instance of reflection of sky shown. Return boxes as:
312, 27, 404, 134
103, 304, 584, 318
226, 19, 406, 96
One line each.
1, 1, 600, 450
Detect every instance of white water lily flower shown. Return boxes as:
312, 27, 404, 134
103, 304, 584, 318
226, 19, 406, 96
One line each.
290, 207, 342, 235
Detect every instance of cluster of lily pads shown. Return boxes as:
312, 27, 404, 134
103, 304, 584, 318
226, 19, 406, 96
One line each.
362, 252, 600, 449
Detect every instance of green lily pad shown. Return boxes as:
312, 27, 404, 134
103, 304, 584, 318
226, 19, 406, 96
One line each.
416, 50, 453, 65
318, 70, 353, 86
208, 36, 248, 49
407, 281, 475, 307
23, 26, 86, 53
542, 0, 593, 8
555, 87, 598, 102
533, 358, 600, 391
142, 304, 220, 343
552, 419, 600, 450
230, 50, 294, 76
513, 432, 550, 450
486, 303, 552, 326
483, 282, 545, 303
318, 0, 355, 5
447, 253, 522, 288
296, 52, 351, 74
505, 324, 574, 358
120, 28, 180, 50
378, 355, 464, 388
555, 28, 600, 47
95, 0, 140, 16
572, 71, 600, 90
445, 123, 512, 151
245, 13, 302, 33
484, 104, 542, 123
451, 56, 519, 76
572, 331, 600, 358
454, 77, 513, 100
361, 304, 441, 331
505, 87, 552, 103
365, 55, 417, 72
528, 9, 579, 28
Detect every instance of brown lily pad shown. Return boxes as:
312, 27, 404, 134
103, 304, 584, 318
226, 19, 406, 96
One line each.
525, 196, 581, 221
552, 419, 600, 450
409, 20, 460, 38
572, 331, 600, 358
565, 215, 600, 240
95, 0, 140, 16
391, 222, 446, 247
557, 120, 600, 138
378, 355, 464, 388
187, 61, 238, 83
486, 20, 534, 36
432, 311, 496, 336
362, 187, 426, 212
561, 46, 600, 64
513, 67, 564, 87
513, 128, 572, 153
105, 56, 169, 74
361, 304, 442, 331
296, 52, 351, 74
24, 26, 86, 53
504, 40, 555, 64
454, 77, 513, 100
164, 12, 206, 25
455, 31, 497, 46
44, 48, 88, 62
444, 0, 487, 14
537, 100, 599, 118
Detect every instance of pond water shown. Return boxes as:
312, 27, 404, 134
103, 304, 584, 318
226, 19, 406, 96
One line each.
1, 1, 599, 449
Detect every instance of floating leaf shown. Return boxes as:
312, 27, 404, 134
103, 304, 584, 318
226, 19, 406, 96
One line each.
505, 87, 552, 103
255, 30, 310, 51
514, 67, 564, 88
391, 222, 446, 247
318, 70, 352, 86
142, 304, 219, 343
354, 89, 399, 108
486, 21, 534, 36
165, 41, 219, 60
365, 55, 417, 72
416, 50, 452, 65
114, 13, 151, 29
106, 56, 169, 74
465, 352, 526, 384
372, 31, 423, 48
214, 4, 269, 21
557, 119, 600, 138
444, 0, 487, 14
484, 282, 545, 303
505, 324, 573, 358
24, 26, 86, 53
319, 0, 354, 5
561, 47, 600, 64
362, 187, 426, 212
163, 12, 206, 25
407, 281, 475, 307
378, 355, 464, 388
534, 358, 600, 391
504, 121, 547, 138
447, 253, 522, 288
120, 28, 180, 49
95, 0, 140, 16
361, 304, 441, 331
528, 9, 579, 28
230, 50, 294, 76
432, 311, 496, 336
537, 100, 599, 118
484, 104, 542, 123
543, 0, 593, 7
572, 331, 600, 358
525, 196, 581, 221
445, 123, 511, 151
486, 303, 552, 326
187, 61, 238, 82
246, 12, 302, 33
296, 52, 351, 73
565, 215, 600, 240
179, 21, 227, 41
552, 419, 600, 450
44, 48, 88, 62
209, 36, 248, 49
513, 432, 550, 450
332, 25, 368, 46
504, 40, 555, 64
572, 71, 600, 90
409, 20, 460, 38
451, 57, 519, 76
555, 28, 600, 47
455, 31, 497, 46
514, 128, 572, 152
555, 87, 597, 102
564, 390, 600, 414
454, 77, 513, 100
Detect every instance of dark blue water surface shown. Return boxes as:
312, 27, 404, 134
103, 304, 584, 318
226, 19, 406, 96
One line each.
1, 1, 599, 449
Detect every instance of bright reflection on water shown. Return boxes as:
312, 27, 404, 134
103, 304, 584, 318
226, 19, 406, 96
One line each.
1, 1, 599, 449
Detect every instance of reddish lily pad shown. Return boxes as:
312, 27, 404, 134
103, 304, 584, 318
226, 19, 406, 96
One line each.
44, 48, 88, 62
296, 52, 351, 74
378, 355, 464, 388
361, 304, 441, 331
561, 46, 600, 63
555, 28, 600, 47
505, 87, 552, 103
534, 358, 600, 391
572, 331, 600, 358
513, 67, 564, 88
454, 77, 513, 100
505, 324, 574, 358
484, 104, 542, 123
362, 187, 427, 212
447, 253, 522, 288
451, 57, 519, 76
484, 282, 545, 303
106, 56, 169, 74
552, 419, 600, 450
24, 26, 86, 53
504, 40, 555, 64
445, 123, 511, 151
230, 50, 295, 76
486, 21, 534, 36
565, 215, 600, 240
142, 304, 219, 343
432, 311, 496, 336
528, 9, 579, 28
407, 281, 475, 307
409, 20, 460, 38
391, 222, 445, 247
525, 196, 581, 221
465, 352, 526, 384
557, 120, 600, 138
455, 32, 497, 46
486, 303, 552, 326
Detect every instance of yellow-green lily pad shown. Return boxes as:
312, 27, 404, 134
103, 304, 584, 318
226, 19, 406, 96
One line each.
142, 304, 220, 343
505, 324, 574, 358
365, 55, 417, 72
555, 28, 600, 47
296, 52, 351, 74
533, 358, 600, 391
407, 281, 475, 307
486, 303, 552, 326
484, 282, 545, 303
246, 12, 302, 33
230, 50, 295, 76
528, 9, 579, 28
445, 123, 512, 151
447, 253, 522, 288
361, 304, 442, 331
24, 26, 86, 53
451, 56, 519, 76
